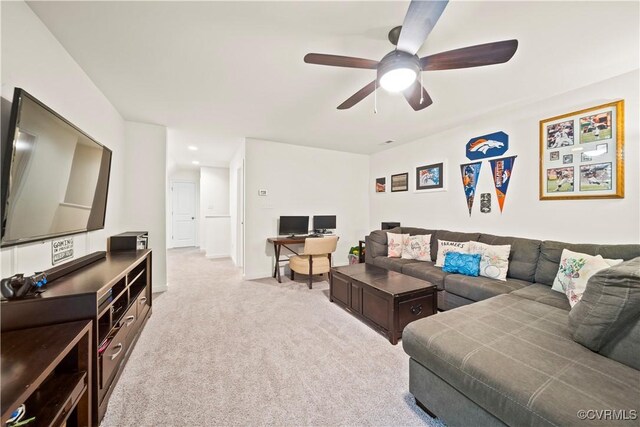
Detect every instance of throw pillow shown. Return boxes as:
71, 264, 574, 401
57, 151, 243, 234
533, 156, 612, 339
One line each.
435, 240, 470, 267
551, 249, 622, 307
387, 232, 409, 258
568, 257, 640, 370
442, 252, 482, 276
469, 241, 511, 281
402, 235, 431, 261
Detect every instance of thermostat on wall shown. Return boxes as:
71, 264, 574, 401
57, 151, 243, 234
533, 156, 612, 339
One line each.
258, 189, 268, 196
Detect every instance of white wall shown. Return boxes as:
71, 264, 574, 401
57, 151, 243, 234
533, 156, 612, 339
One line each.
229, 142, 245, 267
200, 167, 230, 258
370, 70, 640, 244
123, 122, 168, 291
167, 167, 200, 248
244, 138, 370, 280
1, 1, 126, 276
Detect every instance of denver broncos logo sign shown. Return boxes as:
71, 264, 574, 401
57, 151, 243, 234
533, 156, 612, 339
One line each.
466, 131, 509, 160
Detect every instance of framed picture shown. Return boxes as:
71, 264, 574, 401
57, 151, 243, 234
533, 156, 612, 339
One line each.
375, 177, 386, 193
546, 167, 574, 193
391, 173, 408, 192
539, 100, 624, 200
415, 162, 444, 191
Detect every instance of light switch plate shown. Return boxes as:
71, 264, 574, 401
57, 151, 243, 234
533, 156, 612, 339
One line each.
258, 189, 268, 196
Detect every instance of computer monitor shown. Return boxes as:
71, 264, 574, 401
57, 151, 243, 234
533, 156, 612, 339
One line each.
313, 215, 336, 231
381, 222, 401, 230
278, 216, 309, 236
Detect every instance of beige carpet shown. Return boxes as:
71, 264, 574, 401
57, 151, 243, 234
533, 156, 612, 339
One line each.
101, 248, 443, 426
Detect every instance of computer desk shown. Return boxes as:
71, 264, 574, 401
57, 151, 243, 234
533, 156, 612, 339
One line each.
267, 235, 334, 283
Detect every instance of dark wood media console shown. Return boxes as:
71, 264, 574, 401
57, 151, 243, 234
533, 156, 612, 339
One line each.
1, 250, 152, 425
1, 320, 92, 427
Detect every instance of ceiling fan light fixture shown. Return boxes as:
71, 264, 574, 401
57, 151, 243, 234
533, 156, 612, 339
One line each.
377, 50, 421, 93
380, 68, 417, 92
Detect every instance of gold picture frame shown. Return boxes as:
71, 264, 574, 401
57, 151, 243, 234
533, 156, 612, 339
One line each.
539, 100, 624, 200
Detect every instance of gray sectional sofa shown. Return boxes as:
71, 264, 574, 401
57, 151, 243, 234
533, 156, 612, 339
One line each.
364, 227, 640, 426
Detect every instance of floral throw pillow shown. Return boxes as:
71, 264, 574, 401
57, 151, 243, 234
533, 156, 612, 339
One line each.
469, 241, 511, 281
442, 252, 482, 276
435, 240, 470, 267
551, 249, 623, 307
402, 235, 431, 261
387, 233, 409, 258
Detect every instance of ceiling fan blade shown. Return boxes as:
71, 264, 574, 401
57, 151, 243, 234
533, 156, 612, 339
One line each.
337, 80, 378, 110
396, 0, 449, 55
304, 53, 378, 69
420, 39, 519, 71
403, 81, 433, 111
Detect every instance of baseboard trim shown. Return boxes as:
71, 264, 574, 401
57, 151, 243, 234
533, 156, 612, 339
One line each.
154, 283, 168, 293
243, 273, 268, 281
206, 254, 230, 259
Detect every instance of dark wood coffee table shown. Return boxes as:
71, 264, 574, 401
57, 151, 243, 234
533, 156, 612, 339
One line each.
330, 263, 437, 344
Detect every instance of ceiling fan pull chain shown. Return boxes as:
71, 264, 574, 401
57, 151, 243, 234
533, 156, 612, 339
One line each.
420, 71, 424, 104
374, 84, 378, 114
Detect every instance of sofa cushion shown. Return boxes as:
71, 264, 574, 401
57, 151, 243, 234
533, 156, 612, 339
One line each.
367, 227, 434, 259
430, 230, 480, 262
399, 227, 437, 237
371, 256, 421, 273
569, 257, 640, 370
534, 240, 640, 286
402, 234, 432, 261
444, 274, 530, 302
551, 249, 622, 307
442, 252, 481, 276
478, 233, 541, 282
403, 294, 640, 427
435, 240, 471, 267
401, 261, 449, 290
469, 241, 511, 281
369, 227, 400, 243
386, 232, 408, 257
510, 284, 570, 310
367, 228, 398, 258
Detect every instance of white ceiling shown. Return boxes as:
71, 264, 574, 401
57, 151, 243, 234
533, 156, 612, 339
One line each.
27, 1, 639, 168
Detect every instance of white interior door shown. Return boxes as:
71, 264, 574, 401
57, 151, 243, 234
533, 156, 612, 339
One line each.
172, 181, 196, 247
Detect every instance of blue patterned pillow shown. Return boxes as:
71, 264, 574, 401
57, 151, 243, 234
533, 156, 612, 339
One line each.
442, 252, 482, 276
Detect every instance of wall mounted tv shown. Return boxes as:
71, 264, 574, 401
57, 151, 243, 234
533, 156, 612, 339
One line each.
1, 88, 112, 247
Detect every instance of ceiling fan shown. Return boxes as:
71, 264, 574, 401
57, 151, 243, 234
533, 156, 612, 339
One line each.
304, 0, 518, 111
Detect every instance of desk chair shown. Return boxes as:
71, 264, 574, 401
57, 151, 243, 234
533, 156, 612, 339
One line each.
289, 236, 339, 289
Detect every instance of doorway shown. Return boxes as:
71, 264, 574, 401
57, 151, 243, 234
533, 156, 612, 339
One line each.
171, 181, 197, 247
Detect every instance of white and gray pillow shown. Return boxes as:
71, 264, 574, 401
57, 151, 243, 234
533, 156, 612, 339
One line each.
435, 240, 470, 267
469, 241, 511, 281
402, 235, 431, 261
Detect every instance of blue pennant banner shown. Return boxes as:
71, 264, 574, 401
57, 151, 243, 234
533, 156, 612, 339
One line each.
460, 162, 482, 216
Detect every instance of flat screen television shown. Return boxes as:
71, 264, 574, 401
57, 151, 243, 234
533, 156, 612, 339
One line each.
278, 216, 309, 236
1, 88, 112, 247
313, 215, 336, 231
